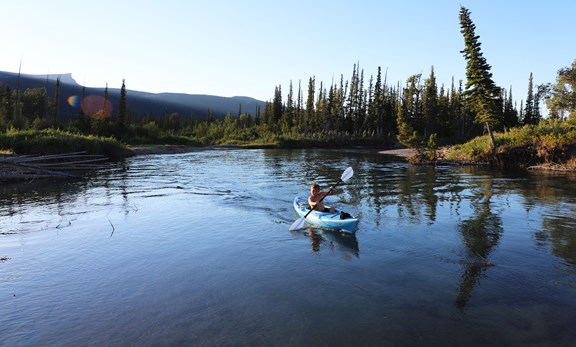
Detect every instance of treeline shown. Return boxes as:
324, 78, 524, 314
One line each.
1, 7, 574, 151
0, 64, 548, 148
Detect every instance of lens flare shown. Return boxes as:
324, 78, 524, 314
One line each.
67, 95, 80, 108
81, 95, 113, 120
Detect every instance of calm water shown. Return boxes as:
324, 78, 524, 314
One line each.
1, 149, 576, 346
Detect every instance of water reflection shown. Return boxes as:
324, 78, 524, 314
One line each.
3, 149, 576, 345
291, 227, 360, 260
456, 177, 502, 309
1, 178, 94, 234
542, 213, 576, 267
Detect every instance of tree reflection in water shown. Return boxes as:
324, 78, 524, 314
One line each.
291, 227, 360, 260
456, 178, 503, 310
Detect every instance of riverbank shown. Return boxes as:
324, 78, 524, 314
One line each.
377, 148, 416, 159
129, 145, 205, 155
130, 144, 409, 156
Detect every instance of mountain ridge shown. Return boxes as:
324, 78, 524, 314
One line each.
0, 71, 266, 120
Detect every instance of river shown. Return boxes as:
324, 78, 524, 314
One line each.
1, 148, 575, 346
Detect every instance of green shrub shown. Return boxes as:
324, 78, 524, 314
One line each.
0, 128, 132, 160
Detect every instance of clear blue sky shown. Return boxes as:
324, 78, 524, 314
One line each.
1, 0, 574, 112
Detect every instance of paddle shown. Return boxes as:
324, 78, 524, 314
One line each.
289, 167, 354, 231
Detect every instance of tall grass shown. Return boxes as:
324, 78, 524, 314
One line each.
446, 121, 576, 164
0, 128, 132, 160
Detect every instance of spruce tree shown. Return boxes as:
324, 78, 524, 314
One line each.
459, 6, 501, 151
283, 81, 294, 132
54, 76, 60, 124
373, 67, 384, 137
0, 85, 14, 128
533, 84, 547, 124
423, 66, 438, 138
365, 75, 376, 134
502, 87, 518, 128
524, 73, 534, 125
305, 77, 315, 135
119, 79, 127, 129
272, 85, 282, 132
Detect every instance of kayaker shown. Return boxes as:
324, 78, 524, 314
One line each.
308, 183, 336, 213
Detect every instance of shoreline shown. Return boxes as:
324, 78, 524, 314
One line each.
377, 148, 416, 159
129, 145, 207, 155
130, 145, 418, 157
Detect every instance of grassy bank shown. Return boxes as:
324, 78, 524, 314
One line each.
444, 121, 576, 169
0, 128, 392, 159
0, 129, 133, 160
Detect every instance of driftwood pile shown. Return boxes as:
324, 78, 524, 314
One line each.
0, 152, 109, 182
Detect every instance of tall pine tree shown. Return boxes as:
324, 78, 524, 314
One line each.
459, 6, 501, 152
119, 79, 127, 129
524, 73, 535, 125
423, 66, 438, 139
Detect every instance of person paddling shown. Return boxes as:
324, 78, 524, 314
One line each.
308, 183, 336, 213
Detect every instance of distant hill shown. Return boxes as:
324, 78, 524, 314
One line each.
0, 71, 266, 121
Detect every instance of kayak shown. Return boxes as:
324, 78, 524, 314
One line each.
293, 196, 359, 233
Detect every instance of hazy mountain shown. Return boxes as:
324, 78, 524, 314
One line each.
0, 71, 266, 120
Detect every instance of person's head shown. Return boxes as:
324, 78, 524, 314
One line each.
310, 183, 320, 194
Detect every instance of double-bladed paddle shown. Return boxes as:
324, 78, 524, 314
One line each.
289, 167, 354, 231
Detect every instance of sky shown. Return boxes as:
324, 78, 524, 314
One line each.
1, 0, 575, 112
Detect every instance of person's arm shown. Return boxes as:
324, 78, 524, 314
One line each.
308, 196, 316, 209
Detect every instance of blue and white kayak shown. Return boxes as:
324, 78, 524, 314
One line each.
293, 196, 359, 233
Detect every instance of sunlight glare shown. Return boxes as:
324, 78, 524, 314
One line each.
81, 95, 113, 120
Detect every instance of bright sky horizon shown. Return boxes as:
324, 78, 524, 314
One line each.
1, 1, 574, 112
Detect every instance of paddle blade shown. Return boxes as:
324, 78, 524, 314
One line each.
341, 167, 354, 182
289, 216, 306, 231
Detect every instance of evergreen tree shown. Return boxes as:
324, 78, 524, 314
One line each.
95, 83, 110, 121
281, 81, 294, 133
422, 66, 438, 138
382, 82, 398, 138
81, 86, 86, 116
403, 73, 423, 133
449, 78, 464, 139
0, 85, 14, 129
396, 96, 420, 148
262, 101, 273, 130
459, 6, 501, 151
296, 80, 304, 130
533, 84, 548, 124
326, 83, 337, 131
356, 68, 366, 134
364, 74, 376, 134
436, 84, 450, 138
21, 88, 47, 124
333, 75, 346, 132
524, 73, 535, 125
54, 76, 60, 124
345, 63, 361, 134
373, 67, 384, 136
315, 81, 328, 132
305, 76, 315, 135
119, 79, 127, 129
502, 87, 519, 128
272, 85, 283, 127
